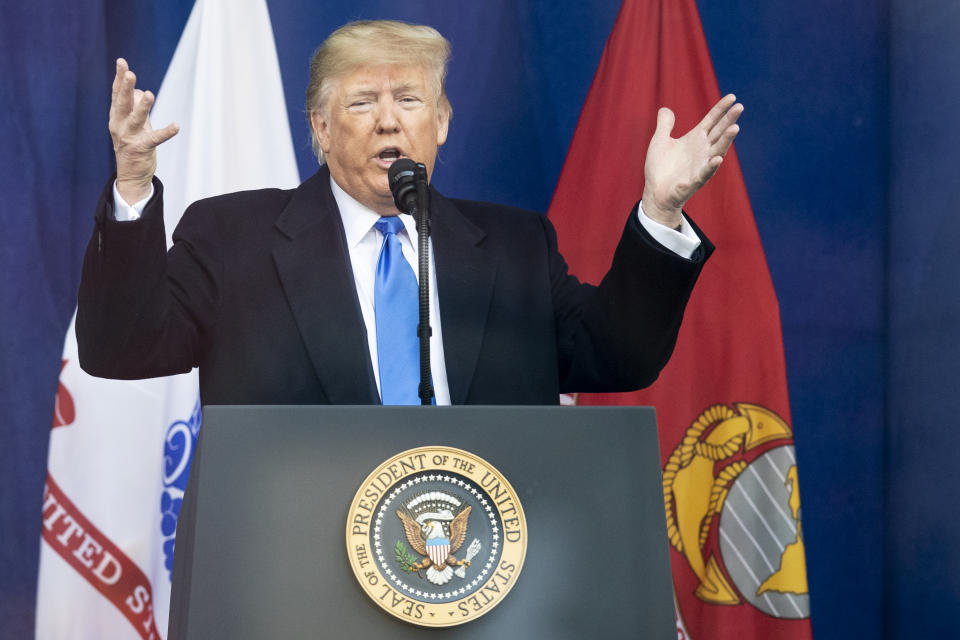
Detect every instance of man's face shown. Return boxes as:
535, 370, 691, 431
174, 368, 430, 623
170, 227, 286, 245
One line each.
312, 64, 449, 215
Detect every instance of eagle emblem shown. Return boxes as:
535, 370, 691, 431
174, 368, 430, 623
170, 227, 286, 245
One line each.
347, 447, 527, 627
395, 491, 482, 585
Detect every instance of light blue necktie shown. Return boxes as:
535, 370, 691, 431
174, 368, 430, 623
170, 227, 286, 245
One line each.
374, 216, 420, 405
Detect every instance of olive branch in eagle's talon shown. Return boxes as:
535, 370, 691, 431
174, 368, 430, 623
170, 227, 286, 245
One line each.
395, 540, 423, 576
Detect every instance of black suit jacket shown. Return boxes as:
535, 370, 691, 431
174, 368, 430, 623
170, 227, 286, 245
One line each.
78, 166, 712, 404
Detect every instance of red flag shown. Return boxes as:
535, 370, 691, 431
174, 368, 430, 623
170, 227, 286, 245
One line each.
548, 1, 812, 638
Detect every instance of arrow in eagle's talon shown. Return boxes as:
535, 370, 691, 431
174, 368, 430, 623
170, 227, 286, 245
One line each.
455, 538, 482, 578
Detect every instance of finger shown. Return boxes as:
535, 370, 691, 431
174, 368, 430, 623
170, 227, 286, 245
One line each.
698, 93, 736, 133
148, 122, 180, 148
114, 70, 137, 119
128, 90, 154, 131
109, 61, 129, 127
709, 123, 740, 158
111, 58, 128, 102
696, 155, 724, 186
654, 107, 676, 139
708, 102, 743, 144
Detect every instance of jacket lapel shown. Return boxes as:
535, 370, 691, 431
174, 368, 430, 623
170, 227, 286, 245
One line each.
272, 167, 379, 404
431, 192, 498, 404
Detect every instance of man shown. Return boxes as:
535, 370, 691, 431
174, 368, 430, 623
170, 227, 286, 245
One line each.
78, 20, 742, 406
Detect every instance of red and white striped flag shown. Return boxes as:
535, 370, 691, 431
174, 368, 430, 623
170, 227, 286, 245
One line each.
36, 1, 299, 637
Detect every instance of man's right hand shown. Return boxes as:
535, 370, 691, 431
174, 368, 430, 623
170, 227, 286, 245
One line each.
109, 58, 179, 204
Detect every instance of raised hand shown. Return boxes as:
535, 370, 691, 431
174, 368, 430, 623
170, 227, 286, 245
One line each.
641, 94, 743, 228
108, 58, 179, 204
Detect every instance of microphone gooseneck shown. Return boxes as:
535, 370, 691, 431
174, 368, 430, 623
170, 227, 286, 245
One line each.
413, 163, 433, 405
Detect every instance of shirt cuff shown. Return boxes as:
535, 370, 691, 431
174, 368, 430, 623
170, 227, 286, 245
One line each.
636, 201, 701, 259
112, 181, 154, 221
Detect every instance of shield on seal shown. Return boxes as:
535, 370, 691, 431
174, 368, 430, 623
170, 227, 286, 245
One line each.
426, 537, 450, 565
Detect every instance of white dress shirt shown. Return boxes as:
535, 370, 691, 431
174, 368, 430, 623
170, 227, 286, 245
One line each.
112, 177, 700, 404
328, 177, 452, 404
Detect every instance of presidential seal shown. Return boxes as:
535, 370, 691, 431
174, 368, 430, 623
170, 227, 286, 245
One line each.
346, 446, 527, 627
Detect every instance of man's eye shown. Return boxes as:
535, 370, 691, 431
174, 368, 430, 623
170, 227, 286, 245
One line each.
348, 101, 373, 111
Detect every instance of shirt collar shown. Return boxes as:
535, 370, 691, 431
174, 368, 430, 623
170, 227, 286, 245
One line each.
329, 174, 417, 248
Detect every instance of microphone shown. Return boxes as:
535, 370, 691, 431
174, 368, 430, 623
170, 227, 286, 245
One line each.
386, 157, 435, 405
388, 158, 421, 214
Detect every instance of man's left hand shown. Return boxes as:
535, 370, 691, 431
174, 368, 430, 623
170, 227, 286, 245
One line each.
641, 94, 743, 228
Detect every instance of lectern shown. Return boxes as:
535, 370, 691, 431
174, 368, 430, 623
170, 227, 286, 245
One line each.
170, 406, 675, 639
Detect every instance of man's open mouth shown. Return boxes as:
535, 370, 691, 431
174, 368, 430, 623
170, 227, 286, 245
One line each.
377, 147, 403, 162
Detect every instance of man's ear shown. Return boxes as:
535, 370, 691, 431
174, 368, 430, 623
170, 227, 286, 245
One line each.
311, 110, 331, 154
436, 102, 450, 147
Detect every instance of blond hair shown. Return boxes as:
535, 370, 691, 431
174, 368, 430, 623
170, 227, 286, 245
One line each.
305, 20, 453, 163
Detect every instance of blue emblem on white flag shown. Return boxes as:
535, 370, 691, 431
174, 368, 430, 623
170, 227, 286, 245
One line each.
160, 397, 202, 579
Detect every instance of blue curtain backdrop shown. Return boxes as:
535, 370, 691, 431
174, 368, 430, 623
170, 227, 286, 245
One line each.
0, 1, 954, 638
887, 1, 960, 637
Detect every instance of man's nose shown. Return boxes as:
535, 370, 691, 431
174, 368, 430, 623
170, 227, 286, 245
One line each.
375, 100, 401, 133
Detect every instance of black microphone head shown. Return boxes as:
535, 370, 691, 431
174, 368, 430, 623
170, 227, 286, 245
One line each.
388, 158, 419, 213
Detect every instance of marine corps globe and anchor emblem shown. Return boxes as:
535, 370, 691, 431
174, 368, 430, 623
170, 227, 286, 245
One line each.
664, 403, 811, 627
347, 446, 527, 627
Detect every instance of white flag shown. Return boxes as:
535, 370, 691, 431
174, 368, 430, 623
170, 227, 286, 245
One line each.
36, 1, 299, 638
